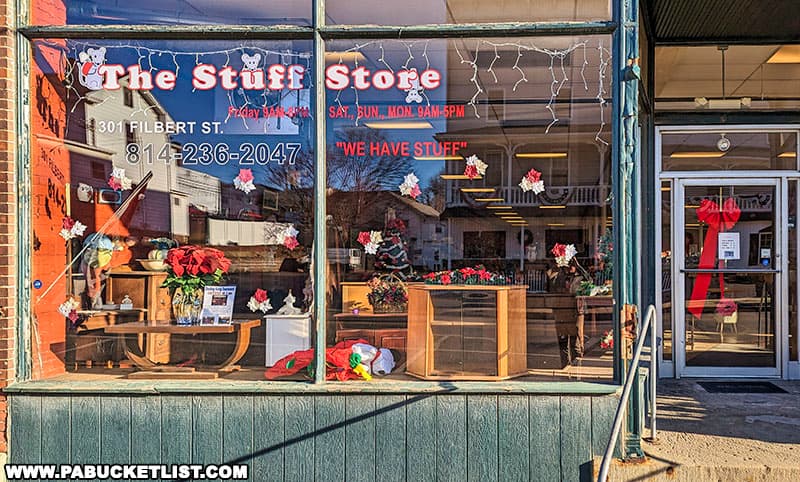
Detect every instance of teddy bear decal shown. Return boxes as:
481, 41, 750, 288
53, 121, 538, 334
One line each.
77, 47, 107, 91
404, 68, 424, 104
241, 52, 262, 72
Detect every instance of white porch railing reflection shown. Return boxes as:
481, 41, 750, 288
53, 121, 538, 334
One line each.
446, 184, 610, 207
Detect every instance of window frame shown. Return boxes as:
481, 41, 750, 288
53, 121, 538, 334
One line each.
13, 0, 624, 391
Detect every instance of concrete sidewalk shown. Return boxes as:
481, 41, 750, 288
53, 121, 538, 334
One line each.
606, 379, 800, 481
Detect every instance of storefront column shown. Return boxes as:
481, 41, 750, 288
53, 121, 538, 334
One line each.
312, 0, 327, 383
613, 0, 644, 459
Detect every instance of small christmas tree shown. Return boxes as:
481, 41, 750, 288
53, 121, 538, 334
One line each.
374, 218, 411, 277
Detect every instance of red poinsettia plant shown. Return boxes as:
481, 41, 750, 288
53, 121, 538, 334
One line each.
162, 245, 232, 294
422, 266, 510, 285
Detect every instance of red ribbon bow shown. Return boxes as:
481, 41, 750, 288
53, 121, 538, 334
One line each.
688, 198, 741, 320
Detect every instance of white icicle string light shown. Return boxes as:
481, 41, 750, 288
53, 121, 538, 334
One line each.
595, 39, 611, 146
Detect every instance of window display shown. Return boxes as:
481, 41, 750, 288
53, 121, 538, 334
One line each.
30, 39, 314, 379
315, 36, 615, 382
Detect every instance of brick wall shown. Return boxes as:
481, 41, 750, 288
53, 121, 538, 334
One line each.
0, 0, 16, 453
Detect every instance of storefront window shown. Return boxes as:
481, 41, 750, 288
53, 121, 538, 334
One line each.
656, 45, 800, 111
791, 181, 798, 362
662, 131, 798, 171
661, 180, 672, 360
30, 39, 314, 379
326, 0, 611, 25
31, 0, 312, 26
319, 36, 614, 382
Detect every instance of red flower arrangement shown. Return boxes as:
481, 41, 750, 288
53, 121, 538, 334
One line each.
422, 266, 509, 285
162, 245, 231, 293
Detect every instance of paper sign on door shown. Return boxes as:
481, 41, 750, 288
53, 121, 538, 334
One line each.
718, 232, 740, 260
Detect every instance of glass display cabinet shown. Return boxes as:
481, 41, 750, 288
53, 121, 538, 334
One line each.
406, 285, 527, 380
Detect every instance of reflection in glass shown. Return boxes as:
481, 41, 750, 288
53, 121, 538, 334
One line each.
325, 36, 614, 382
684, 274, 775, 367
791, 181, 798, 361
326, 0, 611, 25
662, 131, 797, 171
656, 45, 800, 111
661, 180, 671, 360
32, 0, 311, 26
31, 39, 314, 379
682, 185, 776, 368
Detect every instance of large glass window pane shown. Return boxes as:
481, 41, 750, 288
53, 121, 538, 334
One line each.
791, 180, 798, 361
326, 0, 611, 25
662, 131, 798, 171
661, 180, 672, 360
323, 36, 613, 382
656, 45, 800, 111
31, 1, 311, 26
31, 39, 314, 380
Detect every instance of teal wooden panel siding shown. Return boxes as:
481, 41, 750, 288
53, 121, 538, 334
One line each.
436, 395, 468, 482
529, 397, 561, 482
405, 394, 437, 482
252, 396, 285, 482
313, 395, 346, 482
131, 395, 161, 482
375, 395, 407, 482
498, 395, 529, 482
71, 396, 100, 482
467, 395, 499, 482
100, 397, 131, 481
160, 395, 192, 470
8, 396, 41, 466
10, 392, 618, 482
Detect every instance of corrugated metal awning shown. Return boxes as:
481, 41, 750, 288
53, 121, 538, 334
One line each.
648, 0, 800, 44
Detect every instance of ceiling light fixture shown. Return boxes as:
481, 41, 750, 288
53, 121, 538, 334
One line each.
767, 45, 800, 64
460, 188, 496, 193
440, 174, 483, 180
669, 151, 726, 159
364, 121, 433, 129
415, 155, 465, 161
516, 152, 568, 159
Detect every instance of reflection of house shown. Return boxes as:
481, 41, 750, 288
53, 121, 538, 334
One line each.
70, 79, 296, 245
328, 191, 444, 270
436, 42, 612, 265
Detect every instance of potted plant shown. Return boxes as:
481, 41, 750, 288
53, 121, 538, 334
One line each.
162, 245, 231, 325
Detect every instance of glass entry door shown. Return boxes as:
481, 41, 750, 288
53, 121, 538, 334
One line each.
675, 179, 782, 377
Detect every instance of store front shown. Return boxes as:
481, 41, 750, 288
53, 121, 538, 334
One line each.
656, 126, 800, 379
0, 0, 655, 478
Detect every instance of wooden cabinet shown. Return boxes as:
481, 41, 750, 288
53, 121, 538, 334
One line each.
107, 271, 171, 321
406, 285, 527, 380
335, 328, 408, 368
107, 271, 172, 363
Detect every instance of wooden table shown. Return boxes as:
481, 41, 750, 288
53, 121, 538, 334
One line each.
104, 319, 261, 379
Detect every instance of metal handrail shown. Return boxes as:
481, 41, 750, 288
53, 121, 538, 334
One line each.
596, 304, 658, 482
